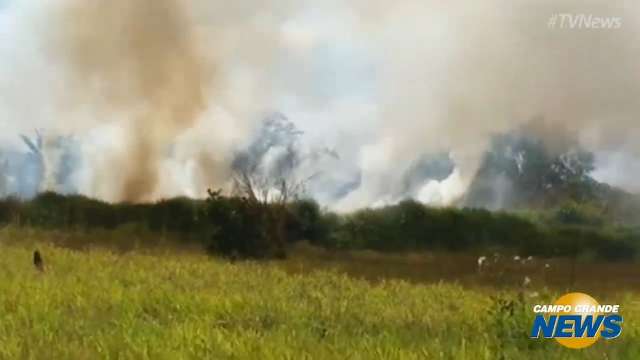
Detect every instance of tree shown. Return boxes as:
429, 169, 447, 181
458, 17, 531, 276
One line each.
207, 114, 315, 259
464, 131, 598, 209
230, 158, 308, 259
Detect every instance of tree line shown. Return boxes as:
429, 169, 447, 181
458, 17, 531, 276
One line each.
0, 192, 637, 261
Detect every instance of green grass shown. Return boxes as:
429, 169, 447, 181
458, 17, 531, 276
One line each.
0, 228, 638, 359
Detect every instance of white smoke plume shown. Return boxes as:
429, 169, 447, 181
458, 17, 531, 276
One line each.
0, 0, 639, 210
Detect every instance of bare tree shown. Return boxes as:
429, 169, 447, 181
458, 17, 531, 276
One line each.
222, 114, 327, 258
231, 154, 311, 258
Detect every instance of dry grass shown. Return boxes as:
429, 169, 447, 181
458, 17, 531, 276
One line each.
283, 242, 640, 298
0, 228, 638, 359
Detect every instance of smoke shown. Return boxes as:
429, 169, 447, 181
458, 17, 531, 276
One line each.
332, 0, 640, 210
46, 0, 208, 202
0, 1, 639, 209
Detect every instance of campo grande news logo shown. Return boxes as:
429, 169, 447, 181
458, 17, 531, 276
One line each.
530, 292, 623, 349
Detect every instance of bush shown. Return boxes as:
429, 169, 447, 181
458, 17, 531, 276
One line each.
0, 196, 22, 224
553, 201, 605, 227
0, 192, 637, 261
204, 190, 281, 259
287, 199, 330, 245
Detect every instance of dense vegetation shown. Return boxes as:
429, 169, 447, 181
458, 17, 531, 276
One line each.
0, 236, 637, 359
0, 191, 638, 261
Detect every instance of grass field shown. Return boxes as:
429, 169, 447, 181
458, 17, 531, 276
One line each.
282, 243, 640, 296
0, 227, 638, 359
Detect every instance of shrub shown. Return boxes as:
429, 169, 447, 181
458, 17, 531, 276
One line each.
287, 199, 327, 244
204, 190, 280, 259
0, 192, 637, 261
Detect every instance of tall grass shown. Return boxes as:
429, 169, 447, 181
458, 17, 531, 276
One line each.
0, 228, 638, 359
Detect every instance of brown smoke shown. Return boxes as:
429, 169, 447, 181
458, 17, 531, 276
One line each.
6, 0, 640, 208
52, 0, 206, 202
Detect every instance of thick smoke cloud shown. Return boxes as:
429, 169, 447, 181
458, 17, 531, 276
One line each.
50, 0, 208, 202
332, 0, 640, 210
0, 0, 639, 209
